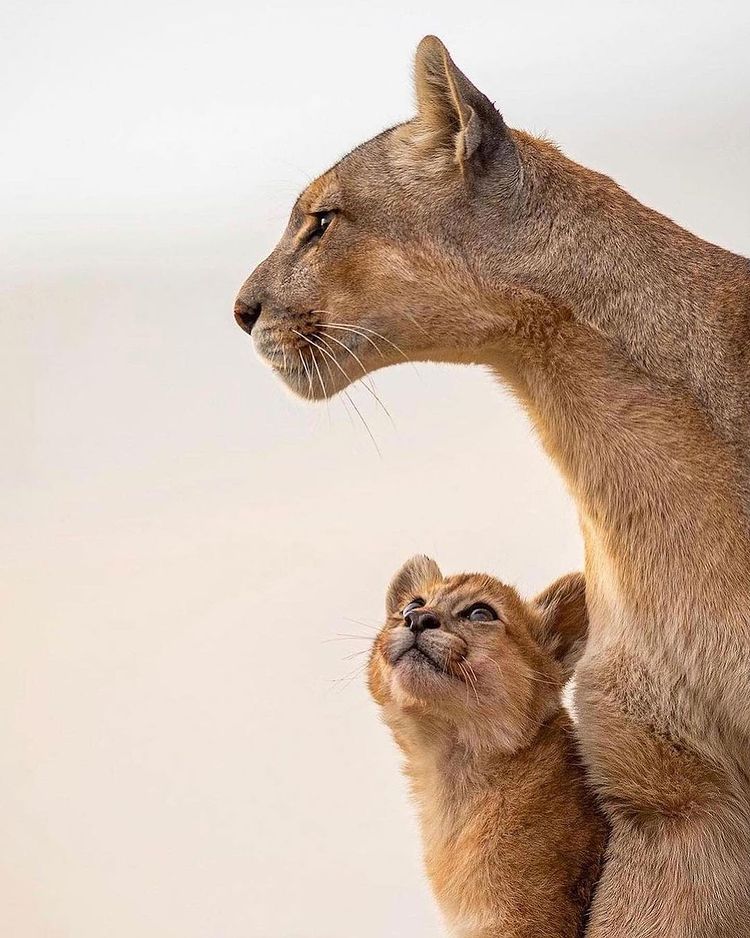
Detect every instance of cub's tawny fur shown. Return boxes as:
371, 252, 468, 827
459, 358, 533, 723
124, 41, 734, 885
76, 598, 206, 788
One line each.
369, 557, 607, 938
236, 37, 750, 935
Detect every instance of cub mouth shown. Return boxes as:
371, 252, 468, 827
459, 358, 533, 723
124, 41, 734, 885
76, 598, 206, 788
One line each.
394, 645, 449, 676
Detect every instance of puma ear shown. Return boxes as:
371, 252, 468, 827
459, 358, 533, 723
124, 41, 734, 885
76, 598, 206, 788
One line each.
531, 573, 588, 680
413, 35, 508, 168
386, 555, 443, 616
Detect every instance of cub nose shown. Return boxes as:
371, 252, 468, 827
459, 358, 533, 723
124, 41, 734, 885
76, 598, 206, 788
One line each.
234, 297, 262, 335
405, 610, 441, 633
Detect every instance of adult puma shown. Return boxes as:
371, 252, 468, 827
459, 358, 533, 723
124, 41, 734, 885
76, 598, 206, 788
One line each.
235, 37, 750, 937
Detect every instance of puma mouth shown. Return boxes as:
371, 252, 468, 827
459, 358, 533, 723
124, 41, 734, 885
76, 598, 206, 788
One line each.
252, 328, 287, 365
253, 322, 369, 400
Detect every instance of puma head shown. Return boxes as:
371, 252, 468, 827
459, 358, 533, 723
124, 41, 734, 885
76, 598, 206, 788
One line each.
235, 36, 574, 399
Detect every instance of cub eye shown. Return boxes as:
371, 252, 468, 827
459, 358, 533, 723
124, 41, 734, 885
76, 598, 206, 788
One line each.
462, 603, 498, 623
402, 599, 425, 618
308, 210, 336, 243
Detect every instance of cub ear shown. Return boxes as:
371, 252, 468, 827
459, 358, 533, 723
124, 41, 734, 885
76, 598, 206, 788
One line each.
413, 35, 508, 168
386, 555, 442, 617
531, 573, 588, 680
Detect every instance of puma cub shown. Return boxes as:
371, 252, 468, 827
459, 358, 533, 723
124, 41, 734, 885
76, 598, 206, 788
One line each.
369, 556, 607, 938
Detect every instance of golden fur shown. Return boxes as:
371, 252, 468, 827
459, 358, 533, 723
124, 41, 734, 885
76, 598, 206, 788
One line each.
236, 36, 750, 936
369, 557, 607, 938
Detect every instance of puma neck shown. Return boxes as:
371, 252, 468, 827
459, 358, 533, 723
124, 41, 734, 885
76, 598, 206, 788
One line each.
504, 131, 750, 452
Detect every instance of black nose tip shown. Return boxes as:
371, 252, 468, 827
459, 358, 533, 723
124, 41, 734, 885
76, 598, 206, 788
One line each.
405, 610, 441, 633
234, 298, 261, 335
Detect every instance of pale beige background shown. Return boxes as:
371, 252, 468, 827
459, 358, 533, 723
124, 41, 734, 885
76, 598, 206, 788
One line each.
3, 1, 749, 936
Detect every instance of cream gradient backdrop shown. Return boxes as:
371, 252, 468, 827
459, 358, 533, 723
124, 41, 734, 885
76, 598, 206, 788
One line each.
3, 1, 749, 935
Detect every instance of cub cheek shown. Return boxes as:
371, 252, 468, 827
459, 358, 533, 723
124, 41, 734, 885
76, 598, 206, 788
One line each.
367, 651, 392, 706
466, 653, 503, 687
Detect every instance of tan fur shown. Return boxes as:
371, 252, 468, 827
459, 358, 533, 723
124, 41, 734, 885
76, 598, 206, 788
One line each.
369, 558, 607, 938
236, 36, 750, 936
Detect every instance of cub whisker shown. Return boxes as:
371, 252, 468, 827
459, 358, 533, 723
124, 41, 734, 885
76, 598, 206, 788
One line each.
322, 635, 375, 644
463, 660, 481, 706
342, 617, 380, 632
457, 661, 472, 708
330, 661, 368, 691
342, 648, 370, 662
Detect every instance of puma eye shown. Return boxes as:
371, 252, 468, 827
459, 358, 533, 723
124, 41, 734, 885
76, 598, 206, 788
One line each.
462, 603, 498, 623
402, 599, 425, 618
307, 210, 336, 243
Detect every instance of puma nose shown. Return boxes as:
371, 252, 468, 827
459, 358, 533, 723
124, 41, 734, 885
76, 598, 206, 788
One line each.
234, 297, 262, 335
405, 610, 441, 633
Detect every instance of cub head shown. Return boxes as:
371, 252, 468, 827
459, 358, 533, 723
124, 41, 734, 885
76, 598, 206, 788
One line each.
235, 36, 567, 400
368, 555, 588, 753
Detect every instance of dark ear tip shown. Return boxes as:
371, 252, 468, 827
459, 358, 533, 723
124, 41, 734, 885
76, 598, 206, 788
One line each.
564, 572, 587, 601
414, 551, 437, 564
537, 571, 586, 611
386, 554, 442, 609
397, 553, 441, 580
415, 35, 448, 65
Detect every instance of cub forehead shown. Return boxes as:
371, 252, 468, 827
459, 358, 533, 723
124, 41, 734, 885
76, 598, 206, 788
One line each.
434, 573, 516, 610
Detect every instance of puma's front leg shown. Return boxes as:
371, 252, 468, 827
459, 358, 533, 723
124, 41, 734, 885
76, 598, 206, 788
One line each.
585, 824, 750, 938
499, 322, 750, 938
575, 665, 750, 938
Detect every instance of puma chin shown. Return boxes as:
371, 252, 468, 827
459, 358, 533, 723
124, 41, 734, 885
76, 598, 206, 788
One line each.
248, 306, 400, 401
